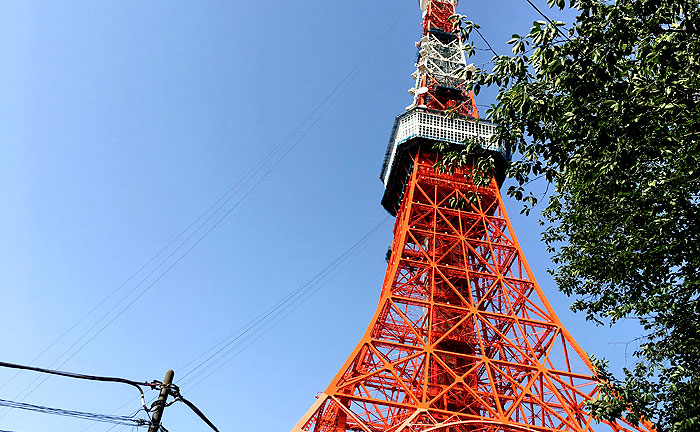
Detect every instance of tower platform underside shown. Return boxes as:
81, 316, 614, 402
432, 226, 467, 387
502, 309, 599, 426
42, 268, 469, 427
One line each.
380, 107, 510, 216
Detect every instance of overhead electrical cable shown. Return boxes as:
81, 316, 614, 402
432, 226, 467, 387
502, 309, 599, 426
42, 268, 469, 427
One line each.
168, 4, 409, 381
183, 249, 360, 391
77, 396, 156, 432
0, 23, 383, 420
0, 398, 146, 427
0, 142, 298, 393
523, 0, 573, 42
177, 217, 389, 389
1, 40, 360, 395
177, 218, 387, 380
0, 361, 152, 393
0, 234, 184, 394
185, 226, 385, 391
30, 3, 408, 424
167, 386, 220, 432
0, 361, 153, 428
3, 0, 401, 398
473, 27, 499, 57
0, 361, 153, 415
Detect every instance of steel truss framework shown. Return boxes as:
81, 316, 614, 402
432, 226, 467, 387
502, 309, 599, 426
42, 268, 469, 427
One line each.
292, 152, 652, 432
292, 1, 653, 431
409, 0, 477, 116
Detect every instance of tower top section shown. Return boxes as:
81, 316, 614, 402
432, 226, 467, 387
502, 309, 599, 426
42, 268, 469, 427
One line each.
408, 0, 477, 116
379, 0, 510, 215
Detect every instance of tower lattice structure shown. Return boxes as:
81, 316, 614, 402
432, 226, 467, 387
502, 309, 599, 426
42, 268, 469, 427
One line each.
292, 1, 653, 431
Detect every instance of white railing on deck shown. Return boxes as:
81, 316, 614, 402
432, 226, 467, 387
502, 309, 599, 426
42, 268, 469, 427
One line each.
382, 109, 507, 187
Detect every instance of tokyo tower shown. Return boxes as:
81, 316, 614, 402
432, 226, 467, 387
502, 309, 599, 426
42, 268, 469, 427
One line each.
292, 1, 653, 431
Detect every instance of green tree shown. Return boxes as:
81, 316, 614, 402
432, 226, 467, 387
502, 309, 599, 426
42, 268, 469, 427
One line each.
451, 0, 700, 430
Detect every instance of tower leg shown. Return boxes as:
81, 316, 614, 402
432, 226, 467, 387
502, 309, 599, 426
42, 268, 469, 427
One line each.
292, 150, 653, 432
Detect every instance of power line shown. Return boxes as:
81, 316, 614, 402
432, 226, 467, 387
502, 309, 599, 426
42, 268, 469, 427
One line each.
0, 398, 147, 427
90, 0, 404, 401
80, 216, 387, 431
0, 361, 154, 416
0, 152, 283, 393
0, 242, 177, 394
523, 0, 573, 42
168, 386, 219, 432
4, 3, 408, 425
3, 56, 358, 402
0, 6, 399, 417
17, 0, 396, 367
0, 361, 152, 398
0, 361, 151, 389
177, 217, 389, 390
191, 239, 380, 391
78, 396, 156, 432
474, 27, 499, 57
178, 218, 387, 380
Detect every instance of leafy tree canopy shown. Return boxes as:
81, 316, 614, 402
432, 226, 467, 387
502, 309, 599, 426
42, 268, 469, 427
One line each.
448, 0, 700, 430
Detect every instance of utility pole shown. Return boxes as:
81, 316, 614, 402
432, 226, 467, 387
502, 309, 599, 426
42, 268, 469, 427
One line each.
148, 369, 174, 432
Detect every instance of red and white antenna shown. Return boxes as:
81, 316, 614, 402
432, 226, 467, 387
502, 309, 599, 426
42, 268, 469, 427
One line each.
409, 0, 477, 116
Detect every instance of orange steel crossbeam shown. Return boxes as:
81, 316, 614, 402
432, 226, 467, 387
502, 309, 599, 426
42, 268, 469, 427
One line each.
292, 150, 654, 432
290, 1, 655, 431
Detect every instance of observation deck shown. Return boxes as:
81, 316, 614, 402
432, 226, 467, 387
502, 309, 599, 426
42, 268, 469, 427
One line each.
380, 107, 510, 215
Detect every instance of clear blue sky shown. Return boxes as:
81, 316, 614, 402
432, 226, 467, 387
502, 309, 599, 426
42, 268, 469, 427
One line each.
0, 1, 642, 431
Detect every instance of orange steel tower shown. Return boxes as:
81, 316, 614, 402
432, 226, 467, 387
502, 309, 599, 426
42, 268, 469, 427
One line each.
292, 1, 652, 432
